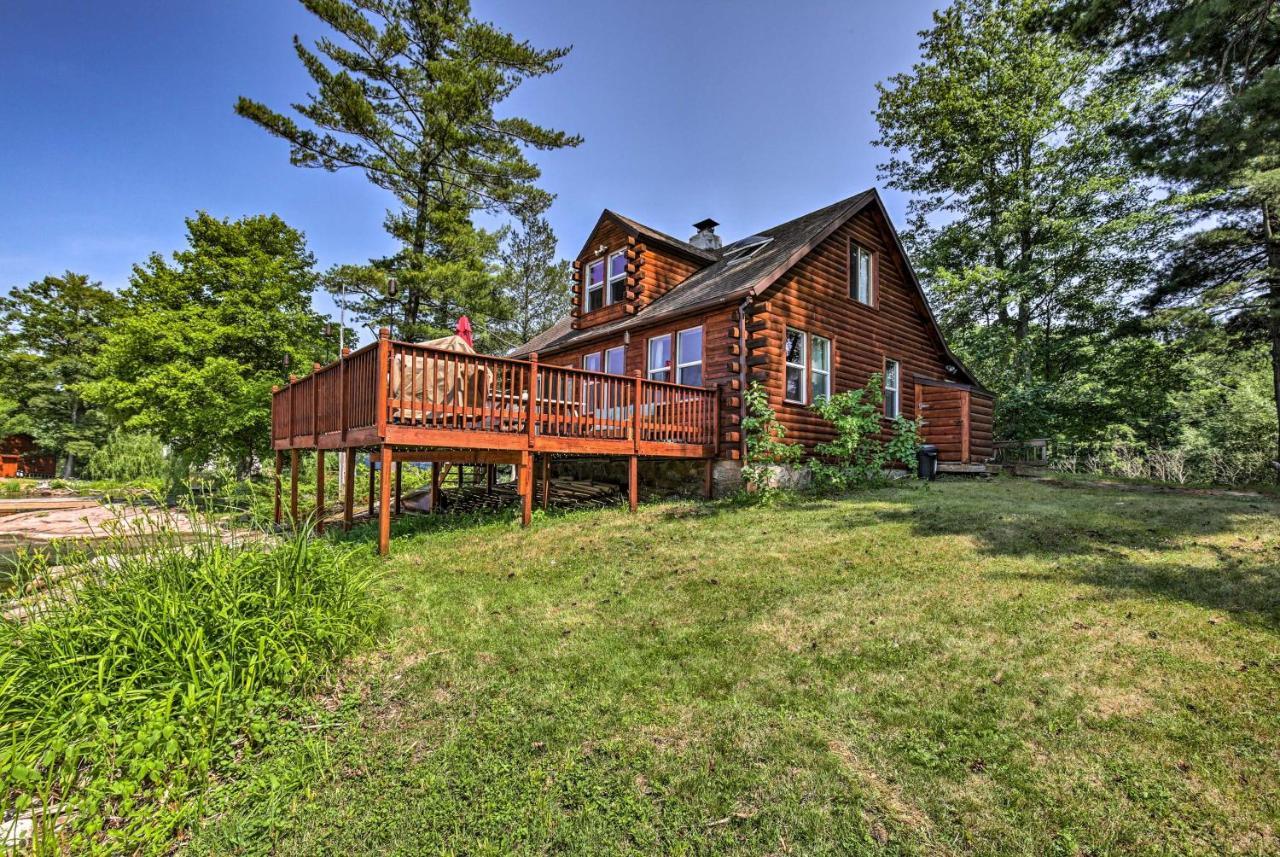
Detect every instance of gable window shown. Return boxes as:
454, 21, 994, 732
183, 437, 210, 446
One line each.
883, 359, 900, 419
607, 251, 627, 304
850, 242, 873, 305
582, 351, 602, 373
676, 326, 703, 386
810, 335, 831, 402
605, 346, 625, 375
585, 259, 605, 312
785, 328, 807, 403
647, 334, 672, 382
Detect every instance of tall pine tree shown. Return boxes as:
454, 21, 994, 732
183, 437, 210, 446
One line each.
236, 0, 581, 342
490, 215, 569, 352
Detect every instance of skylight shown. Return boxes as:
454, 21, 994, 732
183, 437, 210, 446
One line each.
721, 235, 772, 264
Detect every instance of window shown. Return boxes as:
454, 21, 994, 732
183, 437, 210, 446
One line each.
605, 346, 625, 375
810, 335, 831, 401
884, 359, 900, 419
607, 251, 627, 304
850, 242, 873, 305
582, 351, 602, 373
585, 259, 605, 312
647, 334, 672, 381
785, 328, 807, 403
676, 326, 703, 386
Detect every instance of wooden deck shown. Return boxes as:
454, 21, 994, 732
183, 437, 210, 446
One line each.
271, 328, 720, 553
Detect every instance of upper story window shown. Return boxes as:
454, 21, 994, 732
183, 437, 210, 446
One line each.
810, 335, 831, 402
884, 359, 901, 418
605, 345, 625, 375
585, 259, 605, 312
785, 328, 807, 403
850, 242, 874, 305
676, 326, 703, 386
608, 251, 627, 304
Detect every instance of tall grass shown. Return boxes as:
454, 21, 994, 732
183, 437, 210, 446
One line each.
0, 509, 382, 854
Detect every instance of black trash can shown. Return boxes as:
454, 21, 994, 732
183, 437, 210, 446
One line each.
916, 444, 939, 481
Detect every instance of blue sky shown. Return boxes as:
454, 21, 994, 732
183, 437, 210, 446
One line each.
0, 0, 940, 343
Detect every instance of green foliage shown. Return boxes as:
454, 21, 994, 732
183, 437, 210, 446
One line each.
809, 375, 922, 490
0, 272, 121, 476
490, 215, 572, 351
0, 517, 381, 854
84, 213, 331, 473
85, 431, 167, 486
740, 382, 803, 495
238, 0, 582, 342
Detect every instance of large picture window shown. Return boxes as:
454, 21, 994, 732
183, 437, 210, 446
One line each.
810, 335, 831, 402
850, 242, 873, 305
884, 359, 900, 419
676, 326, 703, 386
585, 259, 605, 312
647, 334, 672, 382
785, 328, 807, 403
607, 251, 627, 304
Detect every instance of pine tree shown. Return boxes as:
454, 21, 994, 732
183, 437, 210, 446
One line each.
490, 215, 569, 352
1060, 0, 1280, 469
874, 0, 1167, 437
0, 273, 119, 476
236, 0, 581, 342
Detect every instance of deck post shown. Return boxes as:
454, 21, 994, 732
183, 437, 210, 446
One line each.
273, 450, 283, 525
312, 362, 321, 447
541, 454, 551, 510
343, 447, 355, 530
703, 458, 714, 500
394, 460, 403, 516
486, 463, 495, 494
339, 347, 350, 441
628, 454, 639, 513
526, 352, 539, 450
519, 450, 533, 527
367, 452, 375, 518
315, 449, 326, 534
288, 374, 297, 445
377, 445, 392, 555
430, 461, 441, 512
375, 327, 391, 438
289, 449, 299, 526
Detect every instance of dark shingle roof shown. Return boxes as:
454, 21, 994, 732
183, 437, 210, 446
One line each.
514, 190, 875, 357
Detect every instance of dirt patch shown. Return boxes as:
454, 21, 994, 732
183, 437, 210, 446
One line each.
826, 739, 933, 834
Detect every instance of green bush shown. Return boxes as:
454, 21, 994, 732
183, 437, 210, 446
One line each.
85, 431, 167, 485
0, 512, 382, 854
741, 382, 804, 496
809, 375, 921, 491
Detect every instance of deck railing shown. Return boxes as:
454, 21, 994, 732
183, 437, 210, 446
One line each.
272, 330, 719, 454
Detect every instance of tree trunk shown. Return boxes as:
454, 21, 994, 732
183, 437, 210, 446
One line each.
1264, 201, 1280, 481
61, 398, 80, 478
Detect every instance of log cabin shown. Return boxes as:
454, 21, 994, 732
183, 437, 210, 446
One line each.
0, 434, 56, 479
269, 188, 993, 554
511, 188, 994, 477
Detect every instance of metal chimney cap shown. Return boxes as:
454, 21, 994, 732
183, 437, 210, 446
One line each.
693, 218, 719, 232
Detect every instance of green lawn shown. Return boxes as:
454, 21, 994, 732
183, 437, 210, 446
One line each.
189, 479, 1280, 856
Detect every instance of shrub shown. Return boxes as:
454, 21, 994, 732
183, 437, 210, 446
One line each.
85, 431, 167, 485
0, 511, 381, 854
809, 375, 921, 491
741, 382, 804, 495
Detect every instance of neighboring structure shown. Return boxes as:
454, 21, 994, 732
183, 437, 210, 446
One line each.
0, 434, 56, 479
513, 189, 994, 474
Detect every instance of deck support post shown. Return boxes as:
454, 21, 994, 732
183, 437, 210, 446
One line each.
519, 450, 533, 527
273, 450, 283, 526
343, 447, 356, 530
378, 445, 392, 555
394, 461, 403, 516
486, 464, 495, 494
367, 452, 375, 518
703, 458, 714, 499
627, 454, 638, 513
430, 461, 441, 513
541, 454, 551, 510
315, 449, 325, 534
289, 449, 299, 527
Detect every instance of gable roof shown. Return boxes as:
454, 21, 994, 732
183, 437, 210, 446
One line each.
575, 210, 718, 265
513, 188, 985, 391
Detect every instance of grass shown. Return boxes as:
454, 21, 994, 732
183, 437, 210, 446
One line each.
0, 512, 382, 855
181, 477, 1280, 856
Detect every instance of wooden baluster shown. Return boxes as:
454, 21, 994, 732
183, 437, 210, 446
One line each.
312, 363, 321, 447
527, 353, 538, 449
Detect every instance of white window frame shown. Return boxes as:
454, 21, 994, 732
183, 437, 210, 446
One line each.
784, 328, 807, 404
675, 325, 704, 386
582, 351, 602, 373
850, 242, 873, 305
604, 346, 625, 375
606, 250, 627, 305
584, 258, 605, 312
810, 334, 831, 402
647, 334, 673, 382
884, 358, 901, 419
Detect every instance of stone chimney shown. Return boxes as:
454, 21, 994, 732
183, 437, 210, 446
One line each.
689, 218, 722, 251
